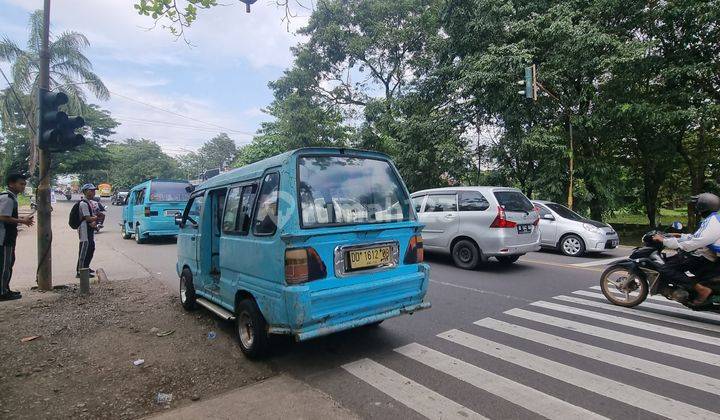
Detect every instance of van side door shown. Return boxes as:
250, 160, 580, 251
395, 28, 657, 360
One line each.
419, 194, 459, 249
177, 192, 204, 281
124, 190, 136, 227
133, 188, 146, 227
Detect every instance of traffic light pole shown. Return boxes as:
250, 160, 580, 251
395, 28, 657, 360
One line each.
36, 0, 52, 291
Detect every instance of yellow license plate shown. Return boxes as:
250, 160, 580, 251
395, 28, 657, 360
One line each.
348, 246, 392, 270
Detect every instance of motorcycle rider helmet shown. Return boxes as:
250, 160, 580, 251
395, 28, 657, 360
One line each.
690, 193, 720, 218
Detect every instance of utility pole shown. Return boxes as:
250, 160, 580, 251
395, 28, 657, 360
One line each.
36, 0, 52, 291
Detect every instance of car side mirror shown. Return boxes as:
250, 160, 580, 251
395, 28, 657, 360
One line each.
542, 214, 555, 221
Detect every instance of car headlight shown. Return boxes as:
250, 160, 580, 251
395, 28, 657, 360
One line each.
583, 223, 601, 233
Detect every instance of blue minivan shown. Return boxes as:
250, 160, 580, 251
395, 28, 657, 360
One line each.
121, 179, 192, 243
175, 148, 430, 358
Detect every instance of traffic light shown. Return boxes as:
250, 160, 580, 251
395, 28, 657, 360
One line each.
38, 88, 85, 152
517, 64, 537, 101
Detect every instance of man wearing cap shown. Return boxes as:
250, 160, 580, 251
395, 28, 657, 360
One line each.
77, 184, 98, 278
0, 174, 35, 300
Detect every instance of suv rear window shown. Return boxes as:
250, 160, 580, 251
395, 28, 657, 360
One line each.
298, 156, 411, 227
493, 191, 533, 212
150, 182, 191, 202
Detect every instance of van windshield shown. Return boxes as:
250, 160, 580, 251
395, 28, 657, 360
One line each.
493, 190, 534, 212
149, 182, 191, 202
298, 156, 411, 227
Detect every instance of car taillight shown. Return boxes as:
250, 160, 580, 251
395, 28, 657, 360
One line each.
532, 205, 540, 226
144, 206, 151, 217
489, 206, 517, 228
404, 235, 424, 264
285, 247, 326, 285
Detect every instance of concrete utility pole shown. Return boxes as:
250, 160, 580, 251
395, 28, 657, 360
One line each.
36, 0, 52, 290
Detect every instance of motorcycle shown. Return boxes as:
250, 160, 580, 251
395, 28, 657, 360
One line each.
600, 226, 720, 313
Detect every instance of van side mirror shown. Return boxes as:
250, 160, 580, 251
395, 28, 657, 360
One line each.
542, 213, 555, 221
174, 213, 184, 227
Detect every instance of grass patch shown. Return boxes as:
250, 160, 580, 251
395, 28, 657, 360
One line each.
607, 208, 687, 226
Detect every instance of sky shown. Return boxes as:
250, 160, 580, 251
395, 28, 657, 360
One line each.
0, 0, 310, 155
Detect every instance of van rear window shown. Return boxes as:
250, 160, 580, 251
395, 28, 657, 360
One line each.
298, 156, 411, 227
150, 182, 191, 202
493, 191, 534, 212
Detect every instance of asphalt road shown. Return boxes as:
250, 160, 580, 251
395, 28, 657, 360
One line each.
96, 202, 720, 419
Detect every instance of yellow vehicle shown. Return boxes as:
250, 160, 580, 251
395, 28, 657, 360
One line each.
98, 183, 112, 197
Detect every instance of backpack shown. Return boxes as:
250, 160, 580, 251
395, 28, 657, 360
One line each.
68, 199, 91, 230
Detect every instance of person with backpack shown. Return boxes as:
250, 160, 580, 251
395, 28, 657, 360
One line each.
71, 184, 98, 278
0, 174, 34, 301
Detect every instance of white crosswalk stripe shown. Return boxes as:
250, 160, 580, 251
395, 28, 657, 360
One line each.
339, 286, 720, 419
530, 300, 720, 346
554, 294, 720, 334
439, 329, 720, 420
506, 307, 720, 366
342, 358, 486, 420
475, 317, 720, 396
573, 289, 720, 323
396, 343, 608, 420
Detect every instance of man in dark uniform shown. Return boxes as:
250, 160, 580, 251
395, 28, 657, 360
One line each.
0, 174, 35, 301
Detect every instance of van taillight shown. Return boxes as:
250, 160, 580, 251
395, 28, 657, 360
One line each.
285, 247, 326, 285
144, 206, 151, 217
489, 206, 517, 228
403, 235, 424, 264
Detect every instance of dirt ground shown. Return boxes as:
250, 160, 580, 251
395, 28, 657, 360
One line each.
0, 278, 275, 419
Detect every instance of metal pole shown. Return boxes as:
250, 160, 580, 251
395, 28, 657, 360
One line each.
36, 0, 52, 291
79, 268, 89, 294
567, 119, 574, 210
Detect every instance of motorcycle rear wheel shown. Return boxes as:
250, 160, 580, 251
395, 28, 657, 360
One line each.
600, 266, 648, 307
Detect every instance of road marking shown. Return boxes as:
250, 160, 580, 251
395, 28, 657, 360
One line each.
506, 308, 720, 367
520, 258, 604, 272
475, 317, 720, 396
589, 285, 683, 305
572, 256, 629, 267
342, 358, 486, 420
531, 300, 720, 347
429, 279, 532, 303
396, 343, 607, 420
573, 290, 720, 322
554, 295, 720, 334
439, 329, 719, 420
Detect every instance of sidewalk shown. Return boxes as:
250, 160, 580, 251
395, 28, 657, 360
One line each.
147, 374, 358, 420
12, 200, 147, 289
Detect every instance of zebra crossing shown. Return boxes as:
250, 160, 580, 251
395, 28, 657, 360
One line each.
341, 287, 720, 419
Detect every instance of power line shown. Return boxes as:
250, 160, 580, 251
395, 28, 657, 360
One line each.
112, 115, 254, 136
0, 68, 36, 135
108, 89, 256, 136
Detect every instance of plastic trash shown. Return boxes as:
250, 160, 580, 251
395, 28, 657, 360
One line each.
133, 359, 145, 366
156, 330, 175, 337
155, 392, 173, 404
207, 331, 217, 340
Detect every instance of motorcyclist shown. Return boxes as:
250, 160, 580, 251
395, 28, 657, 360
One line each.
652, 193, 720, 305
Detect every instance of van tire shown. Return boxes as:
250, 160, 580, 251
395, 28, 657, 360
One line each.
452, 239, 480, 270
121, 223, 132, 239
496, 255, 521, 265
180, 268, 196, 311
135, 226, 146, 244
235, 299, 270, 359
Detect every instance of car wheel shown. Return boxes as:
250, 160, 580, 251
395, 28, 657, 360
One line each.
496, 255, 521, 265
180, 268, 196, 311
135, 226, 146, 244
235, 299, 270, 359
452, 239, 480, 270
121, 223, 132, 240
560, 234, 585, 257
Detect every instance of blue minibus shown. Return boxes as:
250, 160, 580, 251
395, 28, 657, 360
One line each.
122, 179, 191, 243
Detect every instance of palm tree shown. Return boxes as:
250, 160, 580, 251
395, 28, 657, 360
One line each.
0, 10, 109, 171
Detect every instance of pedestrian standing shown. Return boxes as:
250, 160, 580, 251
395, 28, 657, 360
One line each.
0, 174, 34, 301
77, 184, 97, 278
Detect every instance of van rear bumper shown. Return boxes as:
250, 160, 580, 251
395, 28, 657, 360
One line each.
271, 264, 431, 341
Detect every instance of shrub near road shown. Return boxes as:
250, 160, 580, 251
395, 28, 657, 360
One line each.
0, 278, 273, 419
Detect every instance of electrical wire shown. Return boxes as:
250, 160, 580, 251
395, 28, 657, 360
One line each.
0, 68, 36, 135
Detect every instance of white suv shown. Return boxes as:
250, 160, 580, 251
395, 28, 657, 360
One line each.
411, 187, 540, 269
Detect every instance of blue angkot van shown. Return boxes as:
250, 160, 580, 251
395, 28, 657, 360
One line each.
175, 148, 430, 358
121, 179, 191, 243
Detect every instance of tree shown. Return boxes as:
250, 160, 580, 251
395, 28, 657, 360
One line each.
106, 139, 182, 189
0, 10, 109, 172
197, 133, 237, 170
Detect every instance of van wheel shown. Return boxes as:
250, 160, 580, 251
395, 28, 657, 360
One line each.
452, 239, 480, 270
235, 299, 270, 359
496, 255, 521, 265
135, 226, 146, 244
560, 234, 585, 257
180, 268, 196, 311
121, 223, 132, 239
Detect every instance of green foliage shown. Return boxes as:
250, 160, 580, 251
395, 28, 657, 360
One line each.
106, 139, 182, 189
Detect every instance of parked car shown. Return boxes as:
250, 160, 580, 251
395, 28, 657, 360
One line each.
532, 200, 620, 257
410, 187, 540, 269
111, 190, 128, 206
175, 148, 430, 358
121, 179, 191, 243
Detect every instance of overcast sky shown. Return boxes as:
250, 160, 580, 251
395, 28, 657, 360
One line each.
0, 0, 309, 154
